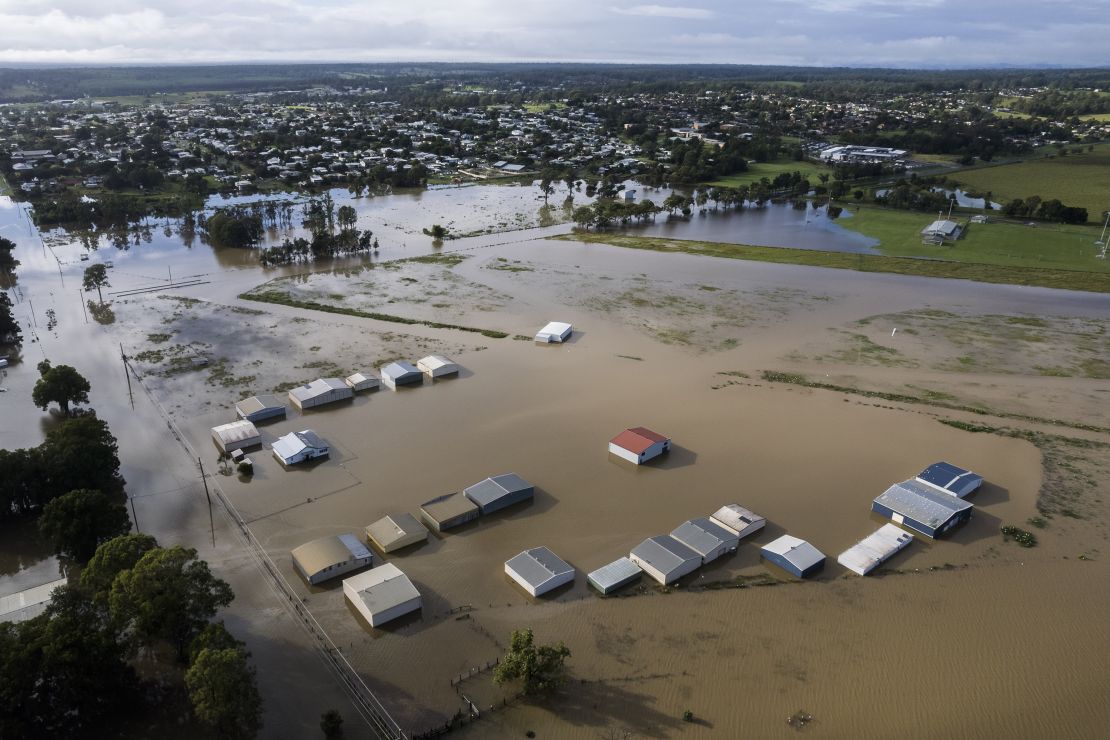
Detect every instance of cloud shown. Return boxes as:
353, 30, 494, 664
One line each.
613, 4, 716, 19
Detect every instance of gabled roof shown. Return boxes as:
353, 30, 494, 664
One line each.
630, 536, 699, 574
292, 534, 371, 576
761, 535, 825, 571
289, 377, 348, 401
505, 547, 573, 589
610, 427, 669, 454
874, 480, 973, 528
917, 462, 981, 493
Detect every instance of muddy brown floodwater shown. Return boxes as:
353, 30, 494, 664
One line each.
4, 188, 1110, 739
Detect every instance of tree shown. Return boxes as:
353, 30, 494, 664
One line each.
38, 488, 130, 562
188, 621, 245, 664
81, 533, 159, 603
110, 545, 234, 660
425, 224, 447, 240
0, 235, 16, 270
321, 709, 344, 739
493, 628, 571, 695
0, 292, 21, 348
31, 360, 91, 417
0, 584, 135, 738
82, 263, 110, 304
336, 205, 357, 231
185, 647, 262, 739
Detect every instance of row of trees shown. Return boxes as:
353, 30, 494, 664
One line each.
1001, 196, 1088, 224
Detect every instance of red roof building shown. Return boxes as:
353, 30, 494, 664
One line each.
608, 427, 671, 464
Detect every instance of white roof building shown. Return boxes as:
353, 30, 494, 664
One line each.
234, 394, 287, 423
629, 536, 700, 585
343, 563, 422, 627
837, 524, 914, 576
535, 321, 572, 343
288, 377, 353, 410
587, 557, 643, 594
210, 420, 261, 453
365, 513, 429, 553
504, 546, 575, 597
670, 518, 739, 564
380, 361, 423, 389
710, 504, 766, 540
416, 355, 459, 378
761, 535, 825, 578
272, 429, 329, 466
345, 372, 379, 392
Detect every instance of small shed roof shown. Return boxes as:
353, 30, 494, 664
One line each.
710, 504, 765, 536
761, 535, 825, 572
670, 518, 738, 556
874, 480, 973, 529
917, 462, 982, 495
235, 394, 285, 418
420, 492, 479, 521
610, 427, 669, 455
464, 473, 533, 508
365, 513, 428, 552
921, 219, 960, 237
344, 563, 420, 616
292, 534, 371, 577
417, 355, 458, 372
838, 524, 913, 576
630, 536, 699, 574
505, 547, 573, 591
289, 377, 348, 402
538, 321, 572, 336
380, 361, 421, 381
345, 372, 378, 387
587, 557, 643, 593
211, 420, 260, 447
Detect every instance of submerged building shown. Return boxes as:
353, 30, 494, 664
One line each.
288, 378, 353, 410
345, 372, 380, 392
587, 557, 643, 594
343, 563, 422, 627
419, 492, 480, 532
709, 504, 766, 540
291, 533, 373, 585
670, 518, 739, 565
416, 355, 459, 378
916, 461, 983, 499
837, 524, 914, 576
211, 420, 261, 454
629, 535, 700, 585
504, 546, 575, 597
380, 361, 423, 389
463, 473, 535, 514
365, 513, 429, 553
760, 535, 825, 578
272, 429, 329, 466
608, 427, 671, 465
534, 321, 572, 343
234, 394, 287, 423
872, 479, 974, 538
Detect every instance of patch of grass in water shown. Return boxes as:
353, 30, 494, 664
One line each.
146, 332, 173, 343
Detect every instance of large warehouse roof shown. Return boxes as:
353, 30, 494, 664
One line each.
292, 534, 371, 578
874, 480, 973, 529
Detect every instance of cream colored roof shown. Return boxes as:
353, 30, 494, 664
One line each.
211, 420, 260, 445
291, 534, 370, 577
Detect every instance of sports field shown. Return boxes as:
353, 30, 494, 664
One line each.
707, 158, 829, 187
952, 144, 1110, 222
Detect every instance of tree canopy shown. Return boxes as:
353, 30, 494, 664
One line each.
38, 488, 131, 561
109, 545, 234, 660
81, 532, 159, 603
31, 360, 91, 417
0, 292, 20, 349
493, 628, 571, 695
185, 647, 262, 739
82, 263, 110, 303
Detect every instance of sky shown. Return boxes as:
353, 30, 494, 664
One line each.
0, 0, 1107, 68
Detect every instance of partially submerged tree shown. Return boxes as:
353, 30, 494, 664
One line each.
82, 263, 110, 304
109, 545, 234, 661
38, 488, 131, 562
493, 628, 571, 695
31, 360, 91, 417
0, 292, 21, 349
81, 533, 159, 603
185, 647, 262, 739
320, 709, 344, 739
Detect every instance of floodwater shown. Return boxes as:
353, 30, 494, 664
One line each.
3, 181, 1110, 739
624, 200, 880, 254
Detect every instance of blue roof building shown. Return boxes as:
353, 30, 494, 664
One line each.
916, 462, 983, 499
872, 479, 973, 538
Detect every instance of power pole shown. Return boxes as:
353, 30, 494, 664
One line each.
120, 343, 134, 409
198, 457, 215, 548
79, 289, 88, 323
130, 495, 140, 533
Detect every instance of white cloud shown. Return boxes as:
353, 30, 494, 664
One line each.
613, 4, 715, 19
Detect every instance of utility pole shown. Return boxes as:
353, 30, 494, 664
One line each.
120, 343, 134, 409
198, 457, 215, 548
79, 289, 88, 323
130, 495, 140, 533
28, 298, 37, 327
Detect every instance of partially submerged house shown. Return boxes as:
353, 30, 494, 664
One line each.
288, 378, 352, 410
587, 557, 643, 594
291, 533, 373, 585
416, 355, 459, 378
380, 361, 423, 389
760, 535, 825, 578
608, 427, 671, 465
504, 546, 575, 597
872, 480, 974, 538
211, 420, 261, 454
629, 536, 700, 585
670, 518, 739, 565
915, 461, 983, 499
234, 394, 287, 423
837, 524, 914, 576
345, 372, 379, 392
710, 504, 766, 540
463, 473, 534, 514
343, 563, 422, 627
419, 492, 480, 532
365, 513, 429, 553
272, 429, 330, 466
534, 321, 572, 343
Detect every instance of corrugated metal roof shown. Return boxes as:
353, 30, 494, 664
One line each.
344, 563, 420, 615
670, 518, 737, 557
917, 462, 982, 494
710, 504, 765, 537
837, 524, 913, 575
292, 534, 371, 577
289, 377, 350, 401
610, 427, 668, 454
761, 535, 825, 571
211, 420, 260, 446
235, 394, 285, 416
417, 355, 458, 372
874, 480, 973, 528
588, 557, 643, 592
380, 361, 421, 380
420, 492, 479, 520
505, 547, 573, 589
630, 536, 699, 575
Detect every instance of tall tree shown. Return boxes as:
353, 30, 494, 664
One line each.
110, 546, 234, 660
0, 292, 21, 348
0, 236, 17, 270
336, 205, 357, 231
185, 647, 262, 739
493, 628, 571, 695
38, 488, 131, 562
31, 360, 91, 417
82, 263, 110, 304
81, 533, 159, 603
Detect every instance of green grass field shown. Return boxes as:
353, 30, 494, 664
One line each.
836, 206, 1110, 272
951, 144, 1110, 222
556, 232, 1110, 293
707, 159, 830, 188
